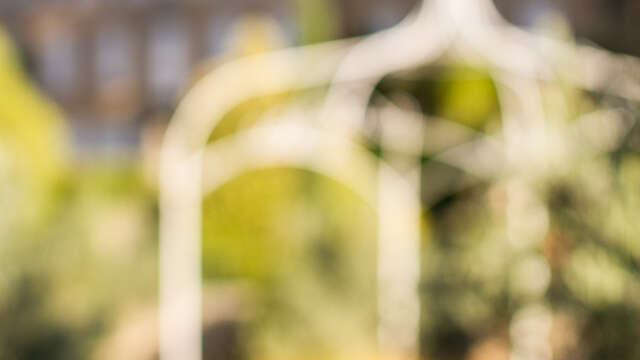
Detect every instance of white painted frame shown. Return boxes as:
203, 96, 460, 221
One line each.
159, 0, 640, 359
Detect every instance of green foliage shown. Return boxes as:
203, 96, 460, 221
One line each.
0, 28, 68, 230
374, 60, 640, 359
0, 28, 157, 359
0, 273, 103, 360
295, 0, 341, 44
377, 65, 501, 131
202, 168, 378, 359
434, 66, 500, 130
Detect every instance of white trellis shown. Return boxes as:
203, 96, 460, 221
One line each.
159, 0, 640, 359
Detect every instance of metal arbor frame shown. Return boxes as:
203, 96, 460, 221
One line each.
159, 0, 640, 359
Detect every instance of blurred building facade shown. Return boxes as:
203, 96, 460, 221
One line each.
495, 0, 640, 56
1, 0, 639, 157
0, 0, 416, 157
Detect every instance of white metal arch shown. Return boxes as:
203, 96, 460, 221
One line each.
200, 120, 422, 357
200, 122, 379, 204
159, 40, 356, 360
159, 0, 640, 359
161, 117, 421, 360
